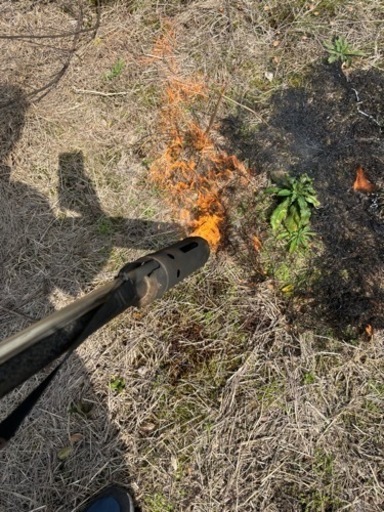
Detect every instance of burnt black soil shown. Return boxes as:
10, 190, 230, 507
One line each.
223, 62, 384, 338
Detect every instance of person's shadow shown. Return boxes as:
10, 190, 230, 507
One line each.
0, 85, 178, 511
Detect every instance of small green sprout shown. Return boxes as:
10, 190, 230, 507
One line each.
104, 58, 125, 80
109, 376, 126, 394
324, 36, 364, 67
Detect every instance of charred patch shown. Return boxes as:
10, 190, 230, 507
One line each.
223, 63, 384, 339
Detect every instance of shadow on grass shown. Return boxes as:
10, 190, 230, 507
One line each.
222, 62, 384, 338
0, 84, 178, 510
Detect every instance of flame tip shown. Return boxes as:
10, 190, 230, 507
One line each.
148, 31, 250, 250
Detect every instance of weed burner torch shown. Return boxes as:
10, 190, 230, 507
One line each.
0, 237, 209, 446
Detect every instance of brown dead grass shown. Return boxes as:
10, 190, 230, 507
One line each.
1, 1, 384, 511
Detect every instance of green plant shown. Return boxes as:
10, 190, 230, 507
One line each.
303, 371, 316, 385
278, 224, 316, 253
68, 399, 94, 417
300, 490, 339, 512
267, 174, 319, 252
104, 58, 125, 80
109, 376, 126, 394
97, 217, 115, 235
324, 36, 364, 66
144, 493, 174, 512
368, 380, 384, 397
313, 449, 334, 478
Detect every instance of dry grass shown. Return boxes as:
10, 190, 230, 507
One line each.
1, 1, 384, 511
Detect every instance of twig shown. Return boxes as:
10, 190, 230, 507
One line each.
222, 94, 264, 122
26, 2, 85, 104
352, 87, 383, 128
0, 24, 99, 41
0, 304, 37, 322
0, 1, 101, 109
73, 88, 131, 97
205, 84, 227, 136
0, 0, 102, 41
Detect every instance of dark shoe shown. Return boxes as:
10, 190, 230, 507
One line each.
82, 485, 135, 512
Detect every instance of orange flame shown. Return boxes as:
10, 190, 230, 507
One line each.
252, 235, 262, 252
148, 25, 249, 249
353, 165, 375, 193
365, 324, 373, 338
